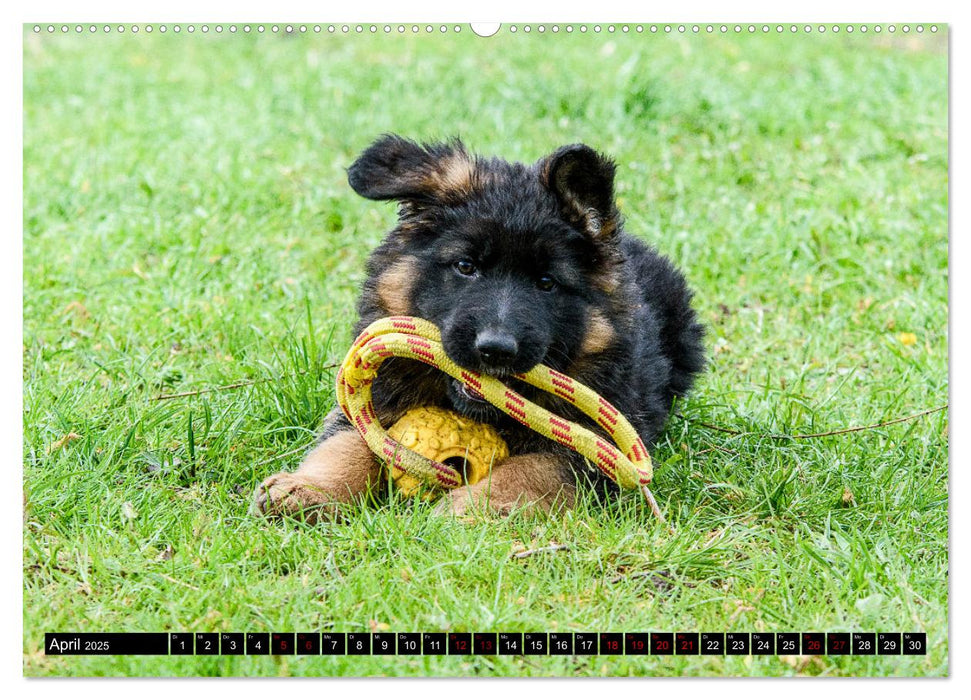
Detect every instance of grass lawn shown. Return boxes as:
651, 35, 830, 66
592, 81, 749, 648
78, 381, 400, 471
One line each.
22, 25, 948, 677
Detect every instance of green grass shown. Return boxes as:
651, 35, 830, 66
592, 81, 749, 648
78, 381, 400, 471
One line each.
22, 26, 948, 677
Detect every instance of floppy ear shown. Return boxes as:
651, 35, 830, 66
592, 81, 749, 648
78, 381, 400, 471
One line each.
541, 144, 620, 239
347, 134, 477, 204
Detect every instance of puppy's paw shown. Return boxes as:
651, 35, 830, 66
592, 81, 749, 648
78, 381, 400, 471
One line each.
430, 486, 520, 518
430, 486, 474, 517
250, 472, 339, 524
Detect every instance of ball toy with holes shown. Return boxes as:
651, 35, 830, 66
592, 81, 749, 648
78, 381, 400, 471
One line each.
386, 405, 509, 498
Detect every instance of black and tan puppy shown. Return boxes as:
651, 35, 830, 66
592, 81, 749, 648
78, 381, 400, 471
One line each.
253, 135, 704, 520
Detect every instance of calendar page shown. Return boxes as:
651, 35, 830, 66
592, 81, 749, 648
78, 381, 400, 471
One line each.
22, 19, 948, 679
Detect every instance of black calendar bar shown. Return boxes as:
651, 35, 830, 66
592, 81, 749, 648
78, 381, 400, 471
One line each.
45, 633, 169, 655
44, 631, 928, 656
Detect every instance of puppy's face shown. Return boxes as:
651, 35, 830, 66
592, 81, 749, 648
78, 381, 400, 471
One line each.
349, 136, 622, 415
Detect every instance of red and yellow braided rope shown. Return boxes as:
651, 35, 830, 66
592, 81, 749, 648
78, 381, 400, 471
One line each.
336, 316, 663, 518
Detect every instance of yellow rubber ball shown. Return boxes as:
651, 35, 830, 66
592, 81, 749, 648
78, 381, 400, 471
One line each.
386, 406, 509, 499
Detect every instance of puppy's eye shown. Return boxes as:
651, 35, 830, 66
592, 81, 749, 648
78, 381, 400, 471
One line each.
536, 275, 556, 292
454, 260, 477, 277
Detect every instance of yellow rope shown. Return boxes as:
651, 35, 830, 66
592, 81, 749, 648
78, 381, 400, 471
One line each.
336, 316, 662, 518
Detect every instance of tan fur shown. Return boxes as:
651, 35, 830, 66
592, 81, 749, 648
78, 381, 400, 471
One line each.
432, 452, 576, 516
436, 241, 472, 260
251, 430, 382, 523
423, 152, 477, 201
375, 255, 418, 315
598, 216, 618, 239
538, 158, 556, 190
590, 263, 621, 295
568, 203, 617, 240
580, 309, 615, 356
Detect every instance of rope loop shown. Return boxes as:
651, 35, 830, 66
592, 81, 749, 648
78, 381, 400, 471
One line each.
336, 317, 658, 509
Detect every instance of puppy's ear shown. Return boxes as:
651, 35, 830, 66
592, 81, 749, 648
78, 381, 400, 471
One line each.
348, 134, 477, 204
540, 144, 620, 239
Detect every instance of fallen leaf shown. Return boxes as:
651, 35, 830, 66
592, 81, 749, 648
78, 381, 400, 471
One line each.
713, 336, 731, 355
783, 654, 825, 674
62, 301, 90, 320
47, 432, 82, 453
727, 600, 756, 625
841, 488, 855, 506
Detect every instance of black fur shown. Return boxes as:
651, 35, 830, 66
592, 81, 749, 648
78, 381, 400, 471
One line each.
325, 135, 705, 494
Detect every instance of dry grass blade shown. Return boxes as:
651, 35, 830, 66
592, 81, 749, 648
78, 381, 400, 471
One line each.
511, 544, 571, 559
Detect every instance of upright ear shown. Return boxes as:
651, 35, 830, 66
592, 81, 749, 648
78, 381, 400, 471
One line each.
347, 134, 478, 204
540, 144, 620, 239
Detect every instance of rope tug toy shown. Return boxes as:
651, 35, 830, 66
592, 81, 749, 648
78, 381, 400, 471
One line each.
336, 316, 664, 519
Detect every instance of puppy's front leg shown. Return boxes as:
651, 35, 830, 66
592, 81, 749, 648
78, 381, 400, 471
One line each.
251, 429, 382, 523
432, 452, 577, 517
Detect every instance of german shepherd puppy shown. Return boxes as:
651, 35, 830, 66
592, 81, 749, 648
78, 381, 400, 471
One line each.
253, 135, 704, 520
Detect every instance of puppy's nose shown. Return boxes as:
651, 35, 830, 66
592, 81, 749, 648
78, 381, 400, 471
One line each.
475, 329, 519, 367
